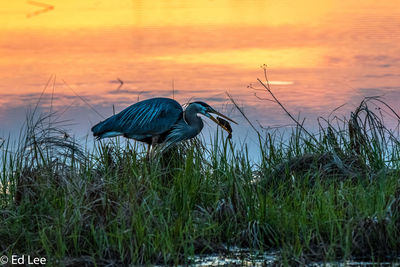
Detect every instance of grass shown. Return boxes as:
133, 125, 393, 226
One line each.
1, 87, 400, 265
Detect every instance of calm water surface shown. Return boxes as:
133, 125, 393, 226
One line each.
1, 1, 400, 158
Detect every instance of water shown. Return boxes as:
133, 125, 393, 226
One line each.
191, 247, 399, 266
191, 247, 278, 266
1, 1, 400, 159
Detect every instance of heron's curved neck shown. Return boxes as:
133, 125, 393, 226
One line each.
183, 106, 204, 134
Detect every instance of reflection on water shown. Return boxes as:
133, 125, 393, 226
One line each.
192, 247, 278, 266
1, 0, 400, 158
191, 247, 398, 266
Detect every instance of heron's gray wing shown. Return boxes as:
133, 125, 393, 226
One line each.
91, 98, 183, 139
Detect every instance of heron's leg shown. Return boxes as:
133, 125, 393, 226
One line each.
148, 136, 160, 158
146, 144, 151, 159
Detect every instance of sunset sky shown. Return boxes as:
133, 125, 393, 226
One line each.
2, 0, 399, 30
1, 0, 400, 148
3, 1, 338, 29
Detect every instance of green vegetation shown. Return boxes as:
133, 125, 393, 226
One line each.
1, 93, 400, 265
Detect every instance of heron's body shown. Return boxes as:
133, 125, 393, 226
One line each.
91, 97, 232, 147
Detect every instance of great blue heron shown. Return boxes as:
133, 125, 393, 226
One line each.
91, 97, 236, 150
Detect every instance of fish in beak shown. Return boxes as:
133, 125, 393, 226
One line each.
216, 117, 233, 139
206, 108, 237, 137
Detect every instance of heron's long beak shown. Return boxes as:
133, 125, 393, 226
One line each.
208, 109, 237, 125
